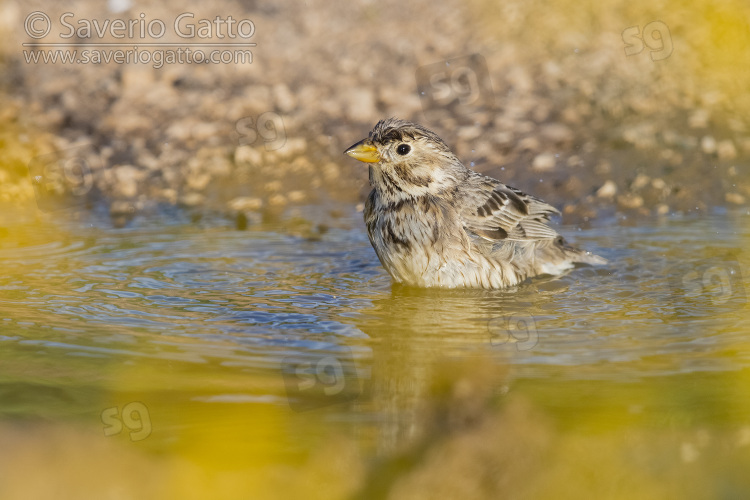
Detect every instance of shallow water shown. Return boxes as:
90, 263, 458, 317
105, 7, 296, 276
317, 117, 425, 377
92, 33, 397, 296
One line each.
0, 209, 749, 498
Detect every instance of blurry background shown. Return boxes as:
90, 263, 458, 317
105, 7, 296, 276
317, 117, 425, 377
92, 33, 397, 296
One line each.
0, 0, 749, 499
1, 0, 749, 226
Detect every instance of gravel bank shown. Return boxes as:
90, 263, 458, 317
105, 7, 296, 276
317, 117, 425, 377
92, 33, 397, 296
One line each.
1, 0, 748, 228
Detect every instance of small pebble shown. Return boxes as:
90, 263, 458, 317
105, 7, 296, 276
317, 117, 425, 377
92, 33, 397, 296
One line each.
726, 193, 746, 205
701, 136, 717, 154
717, 140, 737, 160
532, 153, 556, 171
596, 180, 617, 198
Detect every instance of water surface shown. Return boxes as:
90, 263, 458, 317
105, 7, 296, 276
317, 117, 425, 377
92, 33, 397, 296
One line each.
0, 210, 748, 498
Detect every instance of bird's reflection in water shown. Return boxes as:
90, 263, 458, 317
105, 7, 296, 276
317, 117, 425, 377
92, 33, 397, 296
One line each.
354, 277, 570, 454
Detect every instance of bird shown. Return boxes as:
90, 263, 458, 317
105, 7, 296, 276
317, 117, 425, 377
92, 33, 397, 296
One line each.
344, 118, 606, 289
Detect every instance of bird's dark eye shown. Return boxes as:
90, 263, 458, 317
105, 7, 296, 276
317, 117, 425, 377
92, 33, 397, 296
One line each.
396, 144, 411, 155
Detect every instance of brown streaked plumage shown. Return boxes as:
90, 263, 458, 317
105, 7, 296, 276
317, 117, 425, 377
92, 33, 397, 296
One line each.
344, 118, 606, 289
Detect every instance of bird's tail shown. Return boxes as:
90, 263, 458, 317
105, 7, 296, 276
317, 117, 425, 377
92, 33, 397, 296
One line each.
533, 236, 607, 275
568, 248, 608, 265
558, 236, 607, 265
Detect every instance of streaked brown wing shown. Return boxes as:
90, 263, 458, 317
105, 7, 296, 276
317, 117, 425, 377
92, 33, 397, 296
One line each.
460, 175, 560, 242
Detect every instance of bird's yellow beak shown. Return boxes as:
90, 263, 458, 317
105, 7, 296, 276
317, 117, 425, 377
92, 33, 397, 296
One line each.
344, 140, 380, 163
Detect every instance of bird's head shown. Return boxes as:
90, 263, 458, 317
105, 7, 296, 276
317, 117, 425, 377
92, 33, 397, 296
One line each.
344, 118, 467, 199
